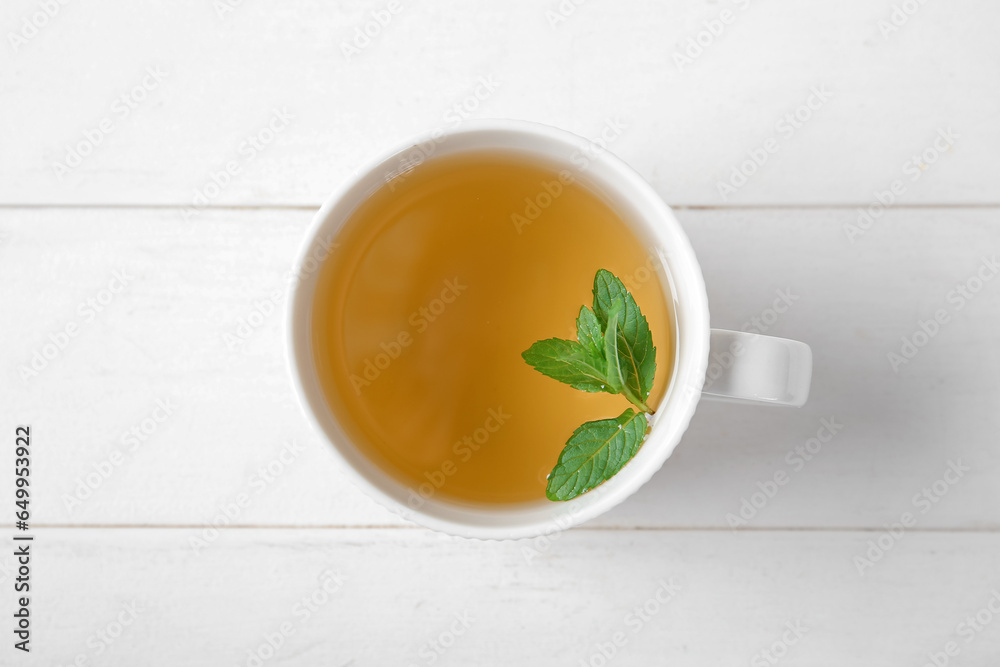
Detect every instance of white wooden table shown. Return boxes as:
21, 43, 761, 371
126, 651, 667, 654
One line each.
2, 1, 999, 664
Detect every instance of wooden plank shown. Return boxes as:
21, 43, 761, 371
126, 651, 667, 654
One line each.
1, 528, 998, 665
0, 0, 997, 205
0, 207, 997, 529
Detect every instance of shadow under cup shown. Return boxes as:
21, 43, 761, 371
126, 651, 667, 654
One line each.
287, 121, 710, 539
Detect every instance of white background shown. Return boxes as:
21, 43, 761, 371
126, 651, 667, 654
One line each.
2, 1, 999, 665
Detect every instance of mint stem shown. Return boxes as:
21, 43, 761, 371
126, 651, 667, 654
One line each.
623, 387, 652, 414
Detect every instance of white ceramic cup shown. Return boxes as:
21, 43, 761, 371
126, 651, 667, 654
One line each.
287, 119, 812, 540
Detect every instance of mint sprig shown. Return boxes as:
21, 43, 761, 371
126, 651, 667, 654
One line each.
522, 269, 657, 501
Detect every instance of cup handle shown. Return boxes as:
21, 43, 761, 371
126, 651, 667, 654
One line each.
700, 330, 813, 407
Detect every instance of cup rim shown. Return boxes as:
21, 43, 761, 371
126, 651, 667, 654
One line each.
286, 119, 710, 540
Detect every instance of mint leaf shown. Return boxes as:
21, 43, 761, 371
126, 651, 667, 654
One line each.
603, 296, 625, 394
576, 306, 603, 360
545, 408, 648, 501
592, 269, 656, 410
521, 338, 611, 393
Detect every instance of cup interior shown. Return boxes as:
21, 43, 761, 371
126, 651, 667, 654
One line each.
287, 120, 710, 539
